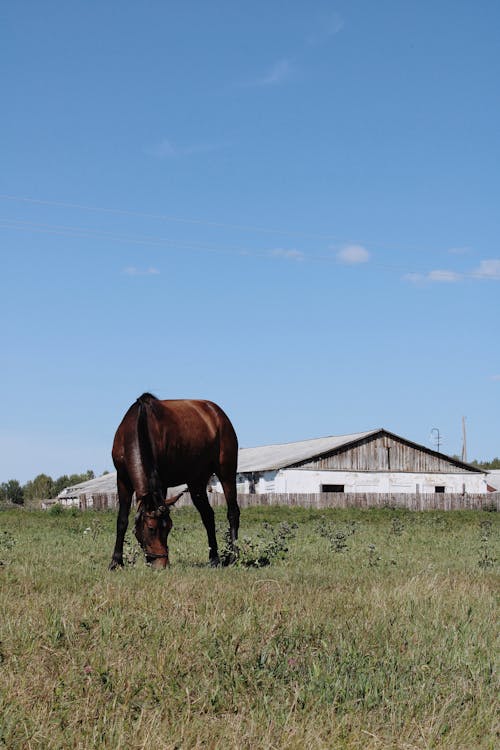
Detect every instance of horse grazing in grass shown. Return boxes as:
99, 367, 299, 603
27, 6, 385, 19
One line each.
110, 393, 240, 569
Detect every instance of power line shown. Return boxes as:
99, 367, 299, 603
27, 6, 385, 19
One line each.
0, 193, 344, 242
0, 218, 270, 256
0, 218, 310, 261
0, 193, 476, 276
0, 192, 455, 255
0, 216, 426, 274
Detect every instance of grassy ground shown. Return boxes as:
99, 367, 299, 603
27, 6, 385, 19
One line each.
0, 505, 498, 749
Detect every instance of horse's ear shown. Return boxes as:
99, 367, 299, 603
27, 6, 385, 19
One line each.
163, 489, 186, 507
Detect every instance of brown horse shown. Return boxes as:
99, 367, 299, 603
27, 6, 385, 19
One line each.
109, 393, 240, 569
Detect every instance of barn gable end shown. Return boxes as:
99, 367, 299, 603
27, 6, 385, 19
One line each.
290, 430, 482, 474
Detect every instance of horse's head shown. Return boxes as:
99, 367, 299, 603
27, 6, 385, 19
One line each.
134, 490, 185, 568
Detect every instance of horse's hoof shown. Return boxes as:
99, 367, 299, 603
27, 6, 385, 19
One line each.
209, 556, 221, 568
109, 559, 124, 571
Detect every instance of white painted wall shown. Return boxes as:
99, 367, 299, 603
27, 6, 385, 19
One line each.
212, 468, 487, 494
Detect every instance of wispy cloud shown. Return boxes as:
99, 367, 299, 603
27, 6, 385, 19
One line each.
404, 258, 500, 284
490, 375, 500, 382
307, 12, 344, 46
146, 139, 177, 159
122, 266, 160, 276
448, 246, 470, 255
403, 273, 425, 284
429, 269, 462, 282
252, 59, 293, 87
271, 248, 305, 261
404, 270, 461, 283
336, 244, 370, 265
145, 138, 225, 159
471, 259, 500, 280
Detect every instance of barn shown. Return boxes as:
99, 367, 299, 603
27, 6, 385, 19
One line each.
210, 428, 488, 496
55, 472, 119, 508
55, 427, 489, 509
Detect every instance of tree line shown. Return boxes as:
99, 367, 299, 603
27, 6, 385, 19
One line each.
0, 470, 98, 505
450, 457, 500, 470
470, 458, 500, 470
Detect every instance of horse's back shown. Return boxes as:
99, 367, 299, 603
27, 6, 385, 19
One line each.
158, 399, 238, 463
112, 396, 237, 482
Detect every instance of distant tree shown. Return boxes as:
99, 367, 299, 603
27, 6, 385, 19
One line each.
51, 470, 95, 498
51, 475, 70, 497
13, 470, 96, 505
23, 474, 54, 502
471, 457, 500, 470
451, 455, 500, 470
0, 479, 24, 505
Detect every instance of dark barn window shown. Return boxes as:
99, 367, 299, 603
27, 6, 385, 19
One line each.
321, 484, 345, 493
435, 485, 445, 493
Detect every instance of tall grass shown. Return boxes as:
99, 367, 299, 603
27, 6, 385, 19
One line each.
0, 506, 498, 749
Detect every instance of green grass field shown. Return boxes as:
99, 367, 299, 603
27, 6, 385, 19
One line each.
0, 506, 498, 749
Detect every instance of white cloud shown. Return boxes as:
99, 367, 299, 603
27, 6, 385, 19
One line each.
404, 269, 462, 284
472, 259, 500, 280
233, 59, 294, 90
145, 139, 225, 159
256, 59, 293, 86
336, 244, 370, 265
403, 273, 425, 284
490, 375, 500, 382
428, 269, 462, 282
448, 246, 470, 255
122, 267, 160, 276
271, 248, 304, 261
307, 12, 344, 45
406, 259, 500, 284
403, 270, 459, 284
146, 139, 177, 159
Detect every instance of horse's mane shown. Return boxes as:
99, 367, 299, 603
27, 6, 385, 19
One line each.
136, 393, 162, 507
137, 392, 158, 404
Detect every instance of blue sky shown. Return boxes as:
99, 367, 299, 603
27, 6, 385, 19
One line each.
1, 1, 499, 482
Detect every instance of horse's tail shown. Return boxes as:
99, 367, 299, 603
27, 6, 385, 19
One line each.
136, 392, 163, 506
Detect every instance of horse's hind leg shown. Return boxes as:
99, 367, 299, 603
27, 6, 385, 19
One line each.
109, 473, 133, 570
189, 484, 220, 567
220, 474, 240, 562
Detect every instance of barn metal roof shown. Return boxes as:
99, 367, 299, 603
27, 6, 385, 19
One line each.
237, 430, 379, 472
57, 430, 379, 497
58, 472, 119, 498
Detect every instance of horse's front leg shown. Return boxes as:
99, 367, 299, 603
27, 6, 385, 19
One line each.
189, 484, 220, 566
109, 474, 133, 569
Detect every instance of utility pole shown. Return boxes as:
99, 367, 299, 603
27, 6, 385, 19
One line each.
461, 417, 467, 462
431, 427, 441, 453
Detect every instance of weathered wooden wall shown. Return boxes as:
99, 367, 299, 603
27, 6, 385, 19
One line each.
79, 491, 498, 512
298, 434, 479, 473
